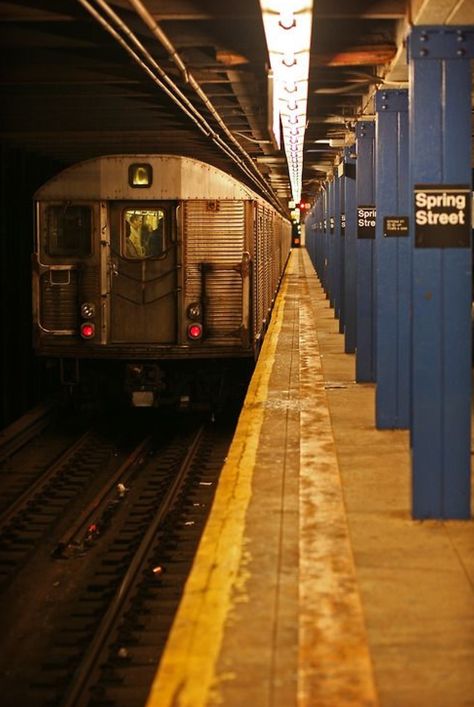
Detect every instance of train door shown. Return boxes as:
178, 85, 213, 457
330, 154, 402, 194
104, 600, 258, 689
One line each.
109, 202, 177, 343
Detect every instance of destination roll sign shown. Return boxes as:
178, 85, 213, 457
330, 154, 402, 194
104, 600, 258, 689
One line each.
414, 185, 471, 248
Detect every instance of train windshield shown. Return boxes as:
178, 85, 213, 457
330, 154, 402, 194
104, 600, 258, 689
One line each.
44, 204, 92, 257
123, 208, 166, 259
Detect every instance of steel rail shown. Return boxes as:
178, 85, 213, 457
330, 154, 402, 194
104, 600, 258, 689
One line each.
0, 400, 56, 464
52, 435, 153, 554
61, 424, 206, 707
0, 430, 94, 531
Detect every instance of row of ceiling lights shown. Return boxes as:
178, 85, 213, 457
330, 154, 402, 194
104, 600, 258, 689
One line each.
260, 0, 313, 204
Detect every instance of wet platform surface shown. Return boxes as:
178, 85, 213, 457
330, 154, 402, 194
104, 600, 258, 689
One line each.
147, 249, 474, 707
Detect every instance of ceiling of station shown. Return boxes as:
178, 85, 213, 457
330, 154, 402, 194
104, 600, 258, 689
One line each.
1, 0, 473, 209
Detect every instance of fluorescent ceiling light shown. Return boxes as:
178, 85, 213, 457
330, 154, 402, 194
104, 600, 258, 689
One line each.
260, 0, 313, 203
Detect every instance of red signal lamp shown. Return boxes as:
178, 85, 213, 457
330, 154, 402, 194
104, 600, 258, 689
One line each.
80, 322, 95, 339
187, 323, 203, 340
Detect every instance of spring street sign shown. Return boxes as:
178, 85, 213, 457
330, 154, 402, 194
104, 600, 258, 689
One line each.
414, 185, 471, 248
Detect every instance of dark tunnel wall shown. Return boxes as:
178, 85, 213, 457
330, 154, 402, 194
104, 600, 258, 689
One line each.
0, 146, 63, 428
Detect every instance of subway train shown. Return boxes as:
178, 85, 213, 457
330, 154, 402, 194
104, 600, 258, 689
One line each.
32, 155, 291, 407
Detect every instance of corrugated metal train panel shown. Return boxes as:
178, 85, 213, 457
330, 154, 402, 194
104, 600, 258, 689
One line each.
40, 271, 79, 331
184, 201, 245, 344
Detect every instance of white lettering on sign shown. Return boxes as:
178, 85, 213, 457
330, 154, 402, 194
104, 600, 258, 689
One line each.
357, 208, 376, 227
414, 185, 471, 248
415, 192, 466, 210
415, 191, 466, 225
357, 206, 376, 239
415, 210, 465, 225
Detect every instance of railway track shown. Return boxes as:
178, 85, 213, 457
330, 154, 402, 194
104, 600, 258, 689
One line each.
0, 401, 57, 464
0, 429, 118, 588
1, 415, 234, 707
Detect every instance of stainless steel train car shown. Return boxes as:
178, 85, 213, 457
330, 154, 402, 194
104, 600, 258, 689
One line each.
33, 155, 291, 407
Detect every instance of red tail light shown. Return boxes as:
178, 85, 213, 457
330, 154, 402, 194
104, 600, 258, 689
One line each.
187, 323, 203, 340
80, 322, 95, 339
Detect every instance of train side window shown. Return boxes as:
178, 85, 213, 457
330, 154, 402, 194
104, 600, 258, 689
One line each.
45, 204, 92, 257
123, 208, 166, 259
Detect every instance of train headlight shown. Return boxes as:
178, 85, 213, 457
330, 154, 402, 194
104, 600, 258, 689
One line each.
80, 322, 95, 339
186, 302, 202, 321
80, 302, 95, 319
187, 323, 203, 340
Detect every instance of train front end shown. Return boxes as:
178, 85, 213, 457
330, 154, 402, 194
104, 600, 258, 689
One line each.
32, 155, 255, 408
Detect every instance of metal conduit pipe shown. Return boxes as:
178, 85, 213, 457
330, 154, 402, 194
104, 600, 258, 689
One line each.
77, 0, 284, 212
78, 1, 259, 177
125, 0, 284, 208
77, 0, 204, 130
123, 0, 190, 83
89, 0, 228, 147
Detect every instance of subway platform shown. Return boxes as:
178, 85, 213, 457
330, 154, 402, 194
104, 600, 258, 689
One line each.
146, 249, 474, 707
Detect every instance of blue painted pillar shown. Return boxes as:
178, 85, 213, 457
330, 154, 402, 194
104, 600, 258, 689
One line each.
310, 201, 316, 272
322, 184, 329, 296
305, 207, 313, 265
375, 89, 410, 429
343, 146, 357, 354
309, 206, 316, 267
327, 178, 335, 305
408, 26, 472, 519
313, 200, 319, 274
333, 175, 342, 321
337, 165, 345, 333
356, 121, 376, 381
316, 195, 324, 279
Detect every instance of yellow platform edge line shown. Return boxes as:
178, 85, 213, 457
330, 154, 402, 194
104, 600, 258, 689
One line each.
145, 254, 294, 707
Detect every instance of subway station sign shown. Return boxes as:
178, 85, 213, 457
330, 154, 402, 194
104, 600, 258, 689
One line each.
414, 185, 471, 248
357, 206, 376, 239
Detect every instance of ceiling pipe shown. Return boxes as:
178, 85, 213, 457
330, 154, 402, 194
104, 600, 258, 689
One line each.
76, 0, 285, 211
125, 0, 286, 207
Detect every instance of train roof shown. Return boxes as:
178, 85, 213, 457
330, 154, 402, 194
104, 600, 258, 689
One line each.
34, 154, 265, 203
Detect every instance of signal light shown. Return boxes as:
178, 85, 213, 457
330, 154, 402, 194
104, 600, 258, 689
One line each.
187, 323, 203, 340
80, 302, 95, 319
187, 302, 202, 321
80, 322, 95, 339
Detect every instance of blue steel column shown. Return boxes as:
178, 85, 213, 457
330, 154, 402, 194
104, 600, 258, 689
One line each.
310, 202, 318, 267
375, 90, 410, 429
316, 195, 323, 279
305, 207, 313, 265
343, 146, 357, 353
333, 174, 342, 321
322, 184, 329, 295
338, 166, 345, 333
313, 199, 319, 274
356, 121, 376, 381
408, 27, 473, 519
327, 178, 335, 305
309, 206, 316, 266
319, 190, 325, 288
